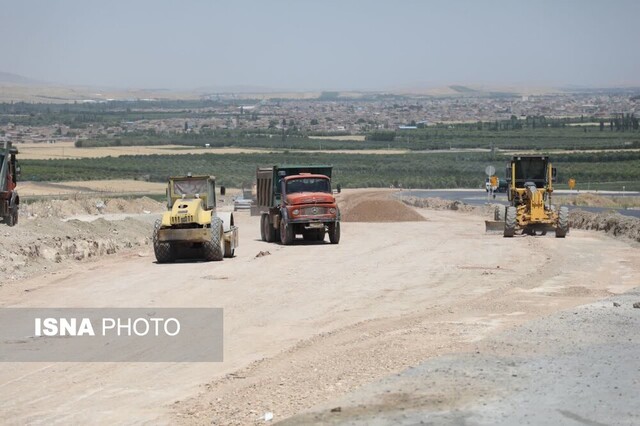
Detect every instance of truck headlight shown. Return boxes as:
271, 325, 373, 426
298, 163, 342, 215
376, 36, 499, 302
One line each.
292, 209, 300, 215
329, 208, 336, 214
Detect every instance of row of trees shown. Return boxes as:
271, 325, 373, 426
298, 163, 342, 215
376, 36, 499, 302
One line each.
20, 151, 640, 191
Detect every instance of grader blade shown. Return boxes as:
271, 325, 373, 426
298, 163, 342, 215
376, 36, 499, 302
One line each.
485, 220, 505, 233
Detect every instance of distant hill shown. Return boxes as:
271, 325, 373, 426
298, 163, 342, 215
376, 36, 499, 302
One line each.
449, 85, 478, 93
0, 71, 40, 85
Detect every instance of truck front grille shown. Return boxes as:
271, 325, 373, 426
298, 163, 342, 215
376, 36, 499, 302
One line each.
301, 207, 327, 215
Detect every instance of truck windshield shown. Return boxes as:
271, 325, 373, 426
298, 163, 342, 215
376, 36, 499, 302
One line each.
174, 179, 208, 196
286, 178, 331, 194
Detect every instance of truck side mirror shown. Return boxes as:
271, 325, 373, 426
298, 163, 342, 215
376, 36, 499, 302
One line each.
336, 183, 341, 194
220, 186, 226, 196
552, 168, 557, 183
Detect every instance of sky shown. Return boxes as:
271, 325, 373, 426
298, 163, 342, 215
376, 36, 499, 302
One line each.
1, 0, 639, 91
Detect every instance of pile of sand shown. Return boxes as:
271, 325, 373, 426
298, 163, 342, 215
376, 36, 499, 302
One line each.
20, 196, 165, 219
341, 199, 425, 222
569, 210, 640, 242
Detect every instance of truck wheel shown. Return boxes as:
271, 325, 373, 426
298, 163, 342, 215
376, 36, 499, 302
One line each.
280, 219, 293, 245
316, 228, 326, 241
260, 215, 267, 241
6, 208, 18, 227
328, 222, 340, 244
503, 206, 516, 238
494, 206, 505, 221
203, 217, 225, 261
555, 206, 569, 238
264, 215, 276, 242
153, 219, 175, 263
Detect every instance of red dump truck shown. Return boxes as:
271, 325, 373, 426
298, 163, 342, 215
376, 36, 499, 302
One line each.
0, 141, 20, 226
256, 165, 340, 245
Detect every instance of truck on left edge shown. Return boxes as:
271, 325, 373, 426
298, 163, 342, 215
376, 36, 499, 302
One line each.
0, 141, 20, 227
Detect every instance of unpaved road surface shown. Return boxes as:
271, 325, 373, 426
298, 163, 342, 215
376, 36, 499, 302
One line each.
286, 289, 640, 425
1, 191, 640, 424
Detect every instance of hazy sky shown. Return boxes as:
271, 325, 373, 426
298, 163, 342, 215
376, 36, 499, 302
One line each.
1, 0, 639, 90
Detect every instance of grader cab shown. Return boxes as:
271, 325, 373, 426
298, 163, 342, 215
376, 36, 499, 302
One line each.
152, 174, 238, 263
498, 156, 569, 238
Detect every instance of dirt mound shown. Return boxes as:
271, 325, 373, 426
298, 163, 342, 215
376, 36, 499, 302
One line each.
400, 196, 488, 214
21, 196, 165, 219
0, 216, 153, 283
341, 199, 425, 222
569, 210, 640, 242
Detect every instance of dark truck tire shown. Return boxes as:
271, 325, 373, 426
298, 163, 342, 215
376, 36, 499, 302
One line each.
203, 217, 225, 261
503, 206, 517, 238
315, 228, 326, 241
6, 210, 18, 227
494, 206, 505, 221
263, 214, 277, 243
153, 219, 175, 263
280, 218, 294, 245
260, 215, 267, 241
556, 206, 569, 238
328, 222, 340, 244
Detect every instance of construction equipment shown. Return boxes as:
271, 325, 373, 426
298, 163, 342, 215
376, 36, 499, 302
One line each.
256, 165, 340, 245
153, 174, 238, 263
486, 155, 569, 237
0, 141, 20, 227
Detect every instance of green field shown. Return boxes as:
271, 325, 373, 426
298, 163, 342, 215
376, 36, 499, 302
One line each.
20, 150, 640, 191
6, 102, 640, 190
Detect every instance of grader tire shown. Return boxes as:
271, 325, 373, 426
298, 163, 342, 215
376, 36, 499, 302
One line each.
494, 206, 505, 221
203, 217, 225, 261
556, 206, 569, 238
153, 219, 175, 263
503, 206, 516, 238
329, 222, 341, 244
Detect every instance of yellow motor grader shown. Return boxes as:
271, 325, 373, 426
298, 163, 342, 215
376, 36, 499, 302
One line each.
488, 156, 569, 238
153, 174, 238, 263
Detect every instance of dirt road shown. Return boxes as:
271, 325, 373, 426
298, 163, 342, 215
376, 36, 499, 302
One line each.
1, 193, 640, 424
